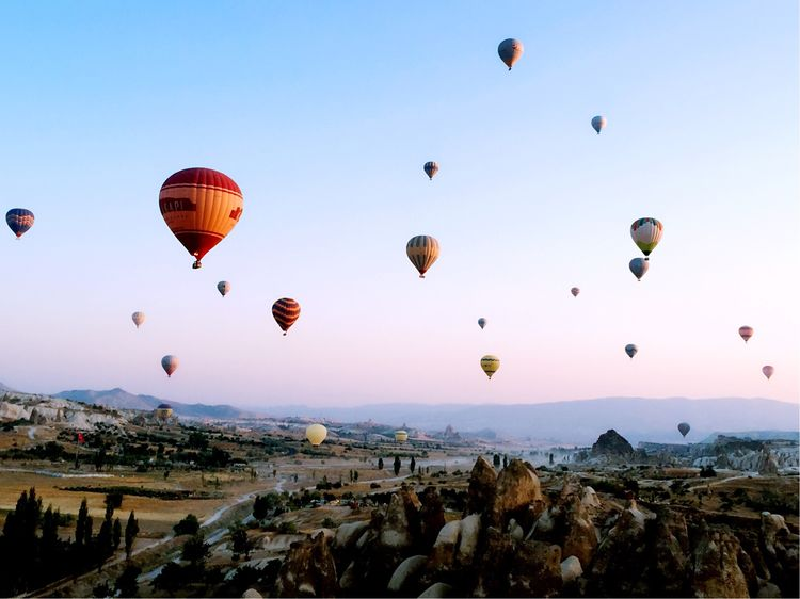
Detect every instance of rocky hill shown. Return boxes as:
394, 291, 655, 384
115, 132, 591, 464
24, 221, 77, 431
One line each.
54, 388, 254, 420
0, 395, 128, 430
592, 429, 634, 456
252, 457, 799, 598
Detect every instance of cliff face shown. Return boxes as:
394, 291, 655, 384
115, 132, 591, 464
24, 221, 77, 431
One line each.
260, 458, 799, 599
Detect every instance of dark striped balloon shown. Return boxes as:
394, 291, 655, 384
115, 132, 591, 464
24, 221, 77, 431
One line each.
423, 161, 439, 180
272, 298, 301, 336
5, 208, 35, 238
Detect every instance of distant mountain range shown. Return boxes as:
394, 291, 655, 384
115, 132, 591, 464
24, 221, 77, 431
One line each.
262, 398, 800, 445
53, 388, 255, 420
6, 383, 798, 446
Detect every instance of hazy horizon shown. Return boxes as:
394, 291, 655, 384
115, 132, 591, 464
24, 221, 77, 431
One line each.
0, 1, 797, 407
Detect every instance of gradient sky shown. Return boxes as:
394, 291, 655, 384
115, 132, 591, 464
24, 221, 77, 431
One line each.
0, 1, 797, 408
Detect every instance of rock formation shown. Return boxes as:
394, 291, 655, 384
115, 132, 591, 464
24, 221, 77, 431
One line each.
275, 532, 338, 598
592, 429, 634, 456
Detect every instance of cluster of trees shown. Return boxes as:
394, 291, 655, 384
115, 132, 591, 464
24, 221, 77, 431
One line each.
0, 488, 140, 596
492, 454, 510, 469
376, 455, 417, 475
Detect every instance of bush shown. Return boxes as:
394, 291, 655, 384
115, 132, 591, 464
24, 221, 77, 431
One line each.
277, 521, 297, 534
321, 517, 337, 528
173, 514, 200, 536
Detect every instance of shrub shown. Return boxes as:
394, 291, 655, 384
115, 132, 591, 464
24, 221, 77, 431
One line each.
173, 514, 200, 536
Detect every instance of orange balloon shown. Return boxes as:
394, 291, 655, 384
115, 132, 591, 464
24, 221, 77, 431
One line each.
159, 168, 243, 269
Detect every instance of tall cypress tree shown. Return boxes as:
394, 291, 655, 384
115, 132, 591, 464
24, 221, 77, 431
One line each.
124, 511, 139, 560
75, 499, 88, 548
112, 518, 122, 551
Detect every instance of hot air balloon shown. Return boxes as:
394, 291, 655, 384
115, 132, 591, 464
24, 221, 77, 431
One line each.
624, 344, 638, 359
762, 365, 774, 380
159, 167, 243, 269
218, 281, 230, 297
630, 218, 663, 260
481, 355, 500, 379
677, 422, 690, 437
591, 116, 606, 134
738, 326, 754, 343
423, 161, 439, 180
273, 298, 301, 336
395, 431, 408, 443
629, 258, 650, 281
571, 287, 580, 297
497, 38, 524, 69
478, 318, 486, 329
161, 355, 179, 377
406, 235, 439, 278
131, 311, 145, 329
306, 423, 327, 447
5, 209, 34, 239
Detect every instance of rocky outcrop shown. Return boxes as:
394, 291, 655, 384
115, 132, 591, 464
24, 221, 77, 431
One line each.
561, 493, 598, 568
466, 456, 497, 515
761, 512, 799, 598
418, 582, 453, 598
588, 500, 650, 596
275, 532, 338, 598
334, 520, 370, 552
561, 555, 582, 584
493, 459, 543, 529
241, 589, 262, 599
429, 520, 461, 573
507, 541, 562, 598
379, 486, 421, 550
592, 429, 634, 456
650, 506, 690, 597
580, 485, 601, 510
387, 554, 428, 594
690, 522, 749, 598
418, 487, 446, 550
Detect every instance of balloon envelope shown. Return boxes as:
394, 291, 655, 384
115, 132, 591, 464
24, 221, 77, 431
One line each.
762, 365, 774, 380
677, 422, 690, 437
273, 298, 301, 335
478, 318, 486, 329
629, 258, 650, 281
5, 209, 35, 238
630, 218, 663, 258
395, 431, 408, 442
218, 281, 230, 297
423, 161, 438, 180
306, 423, 327, 446
591, 115, 606, 134
161, 355, 179, 377
159, 167, 243, 269
406, 235, 440, 278
625, 344, 638, 358
498, 38, 524, 69
481, 355, 500, 379
738, 326, 754, 343
131, 311, 145, 328
571, 287, 580, 297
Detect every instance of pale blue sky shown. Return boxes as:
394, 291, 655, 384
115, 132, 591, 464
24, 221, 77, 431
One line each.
0, 1, 797, 407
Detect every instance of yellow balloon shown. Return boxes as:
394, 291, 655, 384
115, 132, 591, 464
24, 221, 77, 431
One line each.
305, 423, 327, 447
480, 355, 500, 379
395, 430, 408, 442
